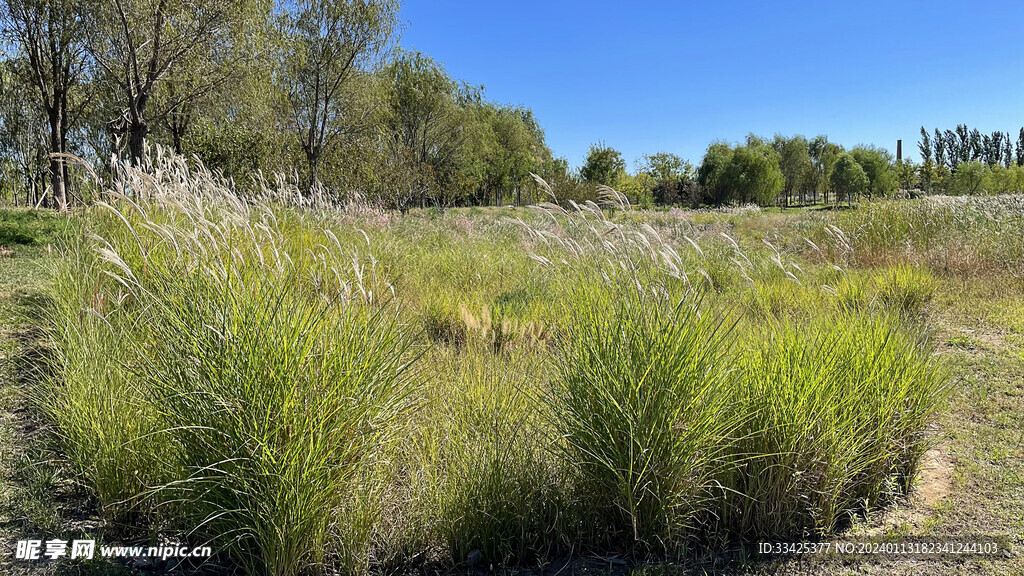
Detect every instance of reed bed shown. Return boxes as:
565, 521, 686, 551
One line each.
37, 154, 951, 575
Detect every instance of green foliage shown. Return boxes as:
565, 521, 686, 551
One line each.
696, 139, 784, 206
984, 164, 1024, 194
580, 141, 626, 186
638, 152, 693, 183
280, 0, 401, 187
722, 141, 784, 205
949, 161, 988, 195
877, 265, 936, 316
850, 145, 897, 198
727, 315, 947, 536
923, 124, 1021, 173
142, 279, 411, 576
829, 152, 869, 203
696, 141, 735, 205
773, 134, 812, 201
549, 290, 739, 552
894, 159, 919, 192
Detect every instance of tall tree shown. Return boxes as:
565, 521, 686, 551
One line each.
0, 57, 49, 205
696, 141, 734, 205
281, 0, 400, 190
808, 135, 841, 204
969, 128, 982, 162
830, 152, 868, 205
722, 141, 783, 206
383, 49, 465, 208
917, 128, 934, 193
773, 134, 811, 206
934, 129, 947, 170
151, 10, 269, 157
955, 124, 970, 165
491, 106, 545, 206
638, 152, 691, 183
85, 0, 257, 165
850, 145, 896, 198
918, 127, 932, 164
580, 142, 625, 186
1, 0, 89, 209
949, 161, 987, 195
1017, 128, 1024, 167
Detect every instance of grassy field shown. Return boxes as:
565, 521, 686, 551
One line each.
0, 161, 1021, 575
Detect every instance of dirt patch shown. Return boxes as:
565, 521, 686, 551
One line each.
914, 446, 953, 507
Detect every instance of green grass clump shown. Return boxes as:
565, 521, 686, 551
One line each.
139, 276, 412, 576
41, 239, 162, 521
416, 350, 565, 565
723, 315, 948, 537
877, 264, 937, 316
549, 290, 739, 554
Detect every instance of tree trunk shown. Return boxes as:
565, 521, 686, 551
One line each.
304, 147, 321, 194
172, 128, 183, 155
46, 105, 68, 210
129, 120, 148, 167
49, 155, 66, 210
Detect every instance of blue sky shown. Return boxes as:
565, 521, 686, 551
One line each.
398, 1, 1024, 170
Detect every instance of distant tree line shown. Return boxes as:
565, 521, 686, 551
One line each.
569, 125, 1024, 209
916, 125, 1024, 195
567, 135, 899, 209
0, 0, 562, 210
2, 1, 1021, 211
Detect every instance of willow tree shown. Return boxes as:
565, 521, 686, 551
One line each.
830, 152, 868, 205
1, 0, 89, 209
84, 0, 262, 165
280, 0, 400, 191
723, 141, 783, 206
383, 49, 465, 209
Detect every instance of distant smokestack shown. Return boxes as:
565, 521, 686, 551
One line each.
897, 140, 902, 161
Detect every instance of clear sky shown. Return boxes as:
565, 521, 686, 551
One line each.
398, 1, 1024, 170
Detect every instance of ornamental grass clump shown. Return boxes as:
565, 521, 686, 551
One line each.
721, 314, 947, 538
547, 289, 741, 555
877, 264, 937, 317
138, 273, 413, 576
42, 155, 415, 576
